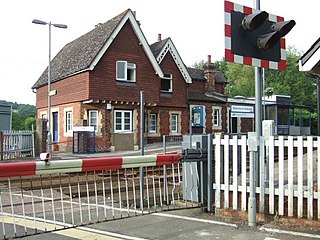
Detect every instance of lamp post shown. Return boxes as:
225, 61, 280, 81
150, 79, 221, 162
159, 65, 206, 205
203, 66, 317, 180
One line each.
32, 19, 67, 155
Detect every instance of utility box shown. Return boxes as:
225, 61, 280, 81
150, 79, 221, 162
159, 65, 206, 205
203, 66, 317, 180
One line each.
182, 135, 208, 203
262, 120, 275, 139
0, 104, 12, 131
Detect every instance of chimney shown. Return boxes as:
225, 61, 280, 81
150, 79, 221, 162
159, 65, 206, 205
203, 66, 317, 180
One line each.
133, 11, 141, 26
204, 55, 216, 94
157, 33, 162, 42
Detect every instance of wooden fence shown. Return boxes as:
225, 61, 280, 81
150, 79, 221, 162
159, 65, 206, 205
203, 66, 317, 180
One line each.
0, 130, 35, 160
213, 134, 320, 220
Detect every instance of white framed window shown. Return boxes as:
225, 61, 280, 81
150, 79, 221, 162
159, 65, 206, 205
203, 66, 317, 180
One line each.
89, 110, 98, 132
149, 113, 157, 133
116, 61, 136, 82
65, 111, 73, 133
171, 113, 179, 133
213, 107, 222, 128
114, 110, 132, 133
161, 73, 172, 92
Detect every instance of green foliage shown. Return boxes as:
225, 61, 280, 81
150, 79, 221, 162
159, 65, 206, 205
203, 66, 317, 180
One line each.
12, 111, 24, 130
0, 100, 36, 130
24, 116, 37, 130
213, 47, 318, 110
264, 47, 316, 109
192, 60, 206, 70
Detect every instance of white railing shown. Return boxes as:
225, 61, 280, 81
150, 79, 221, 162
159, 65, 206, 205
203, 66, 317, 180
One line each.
213, 135, 320, 220
1, 130, 35, 160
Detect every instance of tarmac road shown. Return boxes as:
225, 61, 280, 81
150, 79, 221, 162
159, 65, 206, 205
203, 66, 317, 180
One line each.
6, 208, 320, 240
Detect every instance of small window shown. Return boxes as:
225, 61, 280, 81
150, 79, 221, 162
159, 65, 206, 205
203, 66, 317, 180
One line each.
171, 113, 178, 133
213, 108, 221, 127
116, 61, 136, 82
114, 110, 132, 133
89, 110, 98, 132
161, 73, 172, 92
149, 113, 157, 133
65, 111, 73, 133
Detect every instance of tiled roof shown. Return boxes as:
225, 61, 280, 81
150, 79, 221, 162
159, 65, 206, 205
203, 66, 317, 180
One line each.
188, 92, 227, 103
150, 38, 169, 58
187, 67, 229, 83
32, 9, 129, 89
213, 69, 228, 84
187, 67, 206, 81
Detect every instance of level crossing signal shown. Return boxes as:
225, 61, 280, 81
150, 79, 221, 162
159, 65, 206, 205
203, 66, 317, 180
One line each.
225, 0, 295, 71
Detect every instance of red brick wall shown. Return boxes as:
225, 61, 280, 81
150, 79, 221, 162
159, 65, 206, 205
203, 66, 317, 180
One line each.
36, 72, 90, 109
188, 80, 206, 94
241, 118, 254, 132
89, 21, 160, 104
158, 53, 188, 108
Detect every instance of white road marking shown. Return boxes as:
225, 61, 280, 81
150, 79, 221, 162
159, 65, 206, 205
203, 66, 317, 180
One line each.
260, 227, 320, 239
1, 213, 148, 240
152, 212, 238, 228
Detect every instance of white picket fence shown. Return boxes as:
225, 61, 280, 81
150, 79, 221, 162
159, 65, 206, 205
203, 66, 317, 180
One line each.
1, 130, 35, 160
213, 134, 320, 220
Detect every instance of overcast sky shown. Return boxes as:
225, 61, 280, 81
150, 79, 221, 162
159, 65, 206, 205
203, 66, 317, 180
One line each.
1, 0, 318, 105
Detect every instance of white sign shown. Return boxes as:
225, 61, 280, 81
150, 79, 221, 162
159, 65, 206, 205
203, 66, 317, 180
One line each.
231, 105, 254, 113
73, 126, 95, 132
231, 105, 254, 118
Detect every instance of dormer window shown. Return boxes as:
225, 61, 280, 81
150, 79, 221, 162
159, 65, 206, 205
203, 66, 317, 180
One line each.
116, 61, 136, 82
161, 73, 172, 92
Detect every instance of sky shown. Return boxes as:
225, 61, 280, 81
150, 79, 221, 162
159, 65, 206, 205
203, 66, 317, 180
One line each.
0, 0, 318, 105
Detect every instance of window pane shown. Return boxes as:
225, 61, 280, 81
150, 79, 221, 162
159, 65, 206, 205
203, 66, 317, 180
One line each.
89, 110, 98, 131
116, 61, 126, 80
214, 109, 220, 126
65, 111, 73, 132
171, 114, 178, 133
114, 110, 132, 132
150, 114, 157, 133
161, 79, 171, 91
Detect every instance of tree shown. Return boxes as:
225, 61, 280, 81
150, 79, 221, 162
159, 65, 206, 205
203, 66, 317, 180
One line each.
264, 47, 316, 109
0, 100, 36, 130
214, 47, 317, 109
24, 116, 36, 130
11, 111, 24, 130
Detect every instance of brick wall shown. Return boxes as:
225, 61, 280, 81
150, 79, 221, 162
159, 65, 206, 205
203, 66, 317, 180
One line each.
89, 21, 160, 105
159, 53, 188, 108
36, 72, 89, 109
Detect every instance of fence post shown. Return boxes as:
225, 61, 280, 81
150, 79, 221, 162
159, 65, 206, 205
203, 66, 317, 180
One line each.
32, 125, 35, 158
248, 132, 258, 227
207, 134, 213, 212
140, 91, 145, 211
0, 131, 3, 160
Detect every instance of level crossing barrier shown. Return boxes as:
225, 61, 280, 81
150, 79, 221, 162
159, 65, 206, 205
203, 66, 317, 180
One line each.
0, 154, 202, 239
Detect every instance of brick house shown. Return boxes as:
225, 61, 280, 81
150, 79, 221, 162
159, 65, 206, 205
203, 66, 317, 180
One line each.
187, 55, 228, 135
32, 9, 228, 152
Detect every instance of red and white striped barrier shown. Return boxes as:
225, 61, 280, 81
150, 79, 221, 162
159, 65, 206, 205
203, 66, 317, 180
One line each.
0, 154, 182, 178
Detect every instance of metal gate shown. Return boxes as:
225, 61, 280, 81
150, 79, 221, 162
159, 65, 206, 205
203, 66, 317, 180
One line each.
0, 154, 203, 239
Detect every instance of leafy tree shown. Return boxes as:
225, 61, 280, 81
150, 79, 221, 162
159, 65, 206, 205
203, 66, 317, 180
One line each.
24, 116, 37, 130
213, 47, 317, 109
0, 100, 36, 130
192, 59, 206, 70
264, 47, 316, 109
11, 111, 24, 130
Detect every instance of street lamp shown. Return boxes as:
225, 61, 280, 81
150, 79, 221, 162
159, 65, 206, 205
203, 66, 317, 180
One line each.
32, 19, 67, 155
